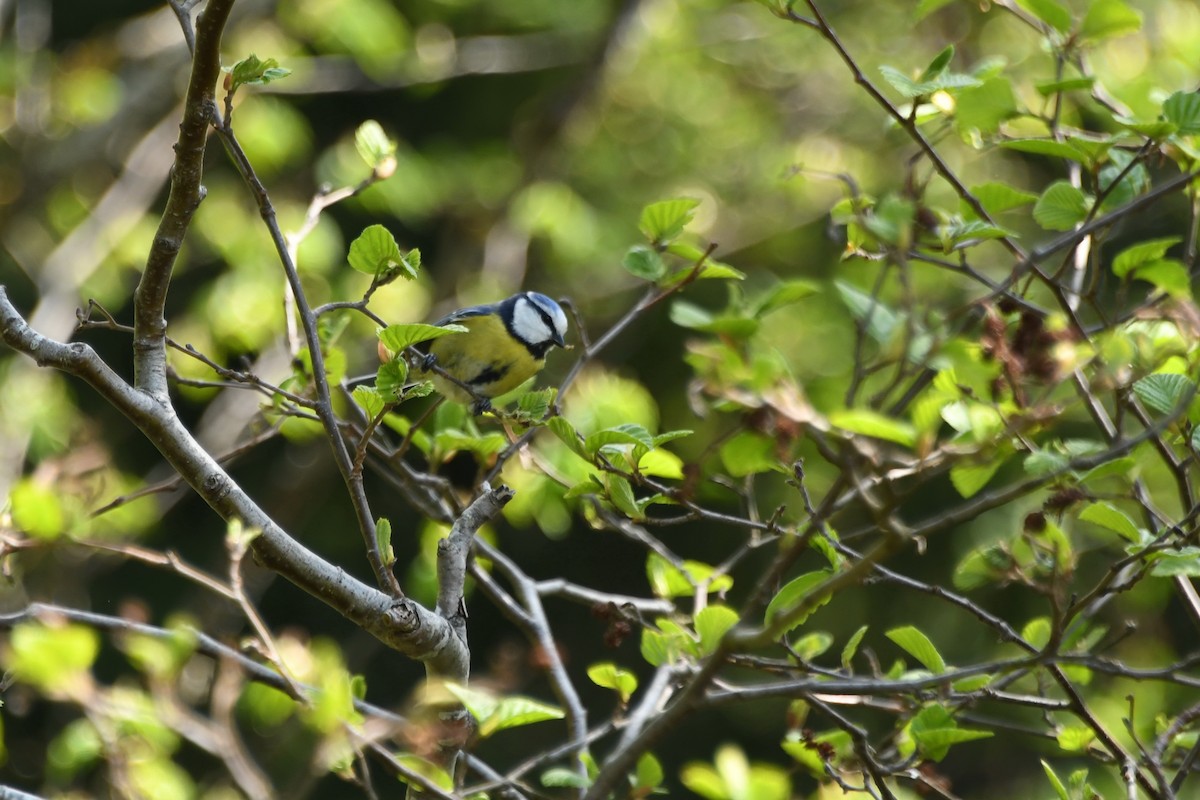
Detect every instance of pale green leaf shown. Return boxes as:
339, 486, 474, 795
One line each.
885, 626, 946, 673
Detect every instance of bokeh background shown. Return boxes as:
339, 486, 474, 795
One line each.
3, 0, 1200, 797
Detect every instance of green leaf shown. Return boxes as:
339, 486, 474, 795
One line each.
352, 385, 385, 419
1033, 181, 1089, 231
393, 754, 454, 791
949, 459, 1003, 498
913, 726, 993, 760
515, 387, 556, 420
829, 409, 917, 448
547, 416, 587, 460
954, 76, 1017, 136
586, 662, 638, 703
348, 225, 419, 281
1057, 725, 1096, 752
541, 767, 591, 789
920, 44, 955, 83
1079, 502, 1141, 543
751, 280, 820, 317
791, 631, 834, 660
914, 0, 957, 20
1080, 0, 1142, 41
375, 517, 394, 568
354, 120, 396, 170
1164, 91, 1200, 135
719, 431, 777, 477
764, 571, 833, 634
669, 301, 759, 337
1035, 76, 1096, 96
634, 752, 664, 791
1001, 139, 1090, 162
1112, 237, 1182, 277
969, 182, 1038, 215
841, 625, 868, 670
226, 53, 292, 92
10, 479, 66, 540
378, 323, 466, 353
8, 623, 101, 692
1042, 760, 1071, 800
623, 245, 667, 281
585, 424, 655, 457
885, 626, 946, 673
695, 606, 739, 655
1132, 373, 1193, 415
835, 280, 898, 344
639, 198, 700, 245
604, 474, 641, 519
646, 554, 733, 598
1016, 0, 1072, 33
1149, 549, 1200, 577
1130, 260, 1191, 298
371, 360, 405, 399
445, 684, 564, 738
1022, 616, 1052, 649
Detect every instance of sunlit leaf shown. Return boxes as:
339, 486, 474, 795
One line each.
1033, 181, 1089, 231
885, 626, 946, 673
765, 571, 833, 634
378, 323, 466, 353
639, 198, 700, 245
1132, 373, 1193, 415
1164, 91, 1200, 135
587, 663, 638, 703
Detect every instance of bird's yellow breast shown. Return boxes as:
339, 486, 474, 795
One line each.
426, 314, 544, 403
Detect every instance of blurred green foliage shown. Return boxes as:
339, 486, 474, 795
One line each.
5, 0, 1200, 798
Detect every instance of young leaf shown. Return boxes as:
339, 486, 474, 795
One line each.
1033, 181, 1089, 231
393, 754, 454, 792
587, 663, 638, 703
352, 385, 385, 419
639, 198, 700, 245
1078, 502, 1141, 542
1016, 0, 1072, 33
226, 54, 292, 93
634, 752, 664, 791
375, 517, 394, 568
695, 605, 739, 655
378, 323, 467, 353
547, 416, 588, 460
949, 459, 1004, 498
1080, 0, 1141, 42
1042, 760, 1071, 800
829, 409, 917, 448
791, 631, 833, 660
1112, 237, 1182, 277
920, 44, 955, 82
841, 625, 868, 670
623, 245, 667, 281
969, 182, 1038, 215
719, 431, 777, 477
1132, 373, 1193, 415
885, 626, 946, 673
354, 120, 397, 174
348, 225, 418, 281
835, 281, 899, 344
1164, 91, 1200, 135
764, 571, 833, 634
1056, 725, 1096, 752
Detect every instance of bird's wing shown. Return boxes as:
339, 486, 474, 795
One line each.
432, 302, 499, 327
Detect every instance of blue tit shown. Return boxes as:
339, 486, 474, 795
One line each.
422, 291, 568, 412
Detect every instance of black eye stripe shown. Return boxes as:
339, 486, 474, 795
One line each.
534, 306, 554, 331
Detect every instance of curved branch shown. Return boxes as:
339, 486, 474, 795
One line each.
0, 289, 466, 674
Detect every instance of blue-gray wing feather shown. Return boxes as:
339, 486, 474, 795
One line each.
433, 302, 500, 327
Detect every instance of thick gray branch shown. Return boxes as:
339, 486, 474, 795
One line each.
0, 289, 466, 674
132, 0, 234, 401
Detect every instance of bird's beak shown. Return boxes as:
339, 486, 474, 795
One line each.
552, 331, 565, 348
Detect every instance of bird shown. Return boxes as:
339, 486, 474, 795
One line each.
421, 291, 568, 413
